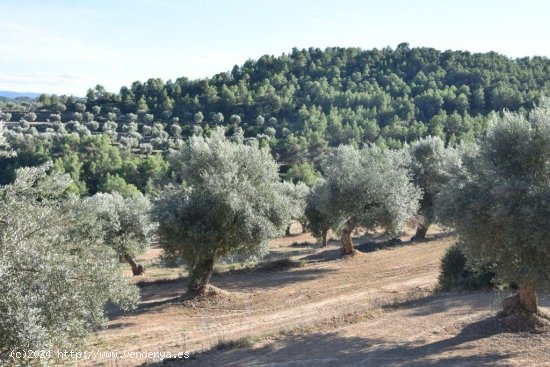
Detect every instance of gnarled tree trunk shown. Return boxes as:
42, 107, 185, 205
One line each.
519, 284, 538, 313
411, 203, 433, 242
411, 222, 430, 241
124, 254, 144, 276
321, 230, 328, 247
188, 257, 215, 293
501, 283, 538, 316
341, 218, 356, 255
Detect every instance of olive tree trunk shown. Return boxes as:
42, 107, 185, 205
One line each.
411, 222, 430, 241
519, 284, 538, 313
501, 283, 538, 315
321, 230, 328, 247
124, 254, 144, 276
188, 257, 215, 293
411, 203, 434, 241
341, 219, 356, 255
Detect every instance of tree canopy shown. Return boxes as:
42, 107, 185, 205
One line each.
280, 180, 310, 234
152, 128, 290, 292
437, 100, 550, 315
83, 192, 157, 275
320, 144, 421, 254
406, 136, 462, 240
305, 178, 333, 247
0, 165, 137, 363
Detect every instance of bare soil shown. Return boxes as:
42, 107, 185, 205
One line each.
88, 226, 550, 366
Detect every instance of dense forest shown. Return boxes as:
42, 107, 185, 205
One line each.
2, 44, 550, 195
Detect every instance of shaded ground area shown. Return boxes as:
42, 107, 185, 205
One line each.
170, 292, 550, 367
88, 226, 550, 366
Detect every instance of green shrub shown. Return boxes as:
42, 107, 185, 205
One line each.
437, 244, 494, 291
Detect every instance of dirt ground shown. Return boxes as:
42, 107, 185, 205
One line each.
87, 226, 550, 366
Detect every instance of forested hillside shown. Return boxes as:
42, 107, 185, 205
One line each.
2, 44, 550, 194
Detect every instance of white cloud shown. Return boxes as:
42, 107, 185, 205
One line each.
0, 20, 135, 95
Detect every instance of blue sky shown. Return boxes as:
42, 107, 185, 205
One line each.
1, 0, 549, 96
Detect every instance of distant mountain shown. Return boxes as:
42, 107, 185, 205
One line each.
0, 91, 41, 99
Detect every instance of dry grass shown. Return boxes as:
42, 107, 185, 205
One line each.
210, 336, 260, 351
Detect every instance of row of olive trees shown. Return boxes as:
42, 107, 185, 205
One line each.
303, 136, 460, 254
303, 102, 550, 319
149, 125, 463, 292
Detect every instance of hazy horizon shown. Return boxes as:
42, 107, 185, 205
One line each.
2, 0, 549, 96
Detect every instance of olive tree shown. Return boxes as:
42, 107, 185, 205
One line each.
170, 123, 182, 138
212, 112, 224, 124
0, 112, 12, 122
0, 165, 137, 363
256, 115, 265, 126
280, 180, 310, 235
305, 178, 333, 247
265, 126, 276, 138
84, 192, 156, 276
193, 111, 204, 124
438, 103, 550, 317
229, 114, 241, 126
406, 136, 461, 241
86, 121, 100, 131
152, 128, 290, 292
322, 145, 420, 255
24, 112, 37, 122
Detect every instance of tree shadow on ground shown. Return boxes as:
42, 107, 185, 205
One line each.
261, 248, 316, 261
289, 241, 317, 248
217, 267, 336, 291
146, 290, 550, 366
108, 266, 335, 321
415, 231, 455, 242
153, 325, 513, 367
107, 321, 137, 330
383, 291, 492, 318
299, 231, 454, 263
298, 247, 348, 263
357, 231, 454, 254
142, 290, 526, 366
396, 290, 550, 319
297, 234, 370, 261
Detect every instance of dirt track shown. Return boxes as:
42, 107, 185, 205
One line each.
184, 291, 550, 367
90, 228, 550, 366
